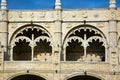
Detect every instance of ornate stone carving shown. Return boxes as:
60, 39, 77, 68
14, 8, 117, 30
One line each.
66, 23, 72, 28
110, 10, 116, 20
30, 12, 34, 18
35, 36, 52, 46
56, 11, 61, 20
97, 22, 105, 28
11, 23, 17, 28
117, 9, 120, 18
1, 11, 5, 16
94, 13, 99, 18
45, 23, 50, 28
82, 11, 88, 18
110, 54, 118, 72
8, 13, 13, 19
40, 11, 45, 18
18, 11, 22, 18
87, 36, 106, 46
64, 36, 83, 48
1, 11, 6, 20
72, 13, 76, 18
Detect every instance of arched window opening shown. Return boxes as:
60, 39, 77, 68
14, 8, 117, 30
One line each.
67, 75, 101, 80
16, 28, 49, 39
11, 74, 46, 80
13, 39, 31, 61
34, 39, 52, 61
10, 25, 52, 61
66, 39, 84, 61
87, 39, 105, 61
63, 26, 107, 62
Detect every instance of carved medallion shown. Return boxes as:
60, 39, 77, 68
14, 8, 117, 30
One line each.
30, 13, 34, 18
18, 11, 22, 18
40, 11, 45, 18
82, 11, 88, 18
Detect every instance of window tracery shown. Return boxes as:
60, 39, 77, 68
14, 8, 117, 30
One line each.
10, 25, 52, 61
63, 25, 107, 62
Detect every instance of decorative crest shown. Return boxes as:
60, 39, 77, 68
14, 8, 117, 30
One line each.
109, 0, 116, 8
1, 0, 7, 10
55, 0, 61, 10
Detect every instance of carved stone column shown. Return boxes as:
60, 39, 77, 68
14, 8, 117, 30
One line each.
105, 45, 108, 62
53, 3, 62, 80
63, 47, 66, 61
10, 47, 13, 61
0, 0, 8, 64
109, 2, 118, 77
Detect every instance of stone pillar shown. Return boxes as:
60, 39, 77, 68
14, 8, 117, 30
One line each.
31, 47, 34, 61
0, 0, 8, 79
109, 19, 118, 78
105, 45, 108, 62
31, 34, 34, 61
53, 1, 62, 80
0, 0, 8, 61
63, 47, 66, 61
109, 1, 118, 79
10, 47, 13, 61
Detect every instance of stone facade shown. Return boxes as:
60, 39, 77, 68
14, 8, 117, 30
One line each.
0, 0, 120, 80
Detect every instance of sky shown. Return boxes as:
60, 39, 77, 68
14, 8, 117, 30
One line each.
0, 0, 120, 10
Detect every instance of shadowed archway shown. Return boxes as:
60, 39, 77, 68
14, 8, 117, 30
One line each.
67, 75, 101, 80
11, 74, 46, 80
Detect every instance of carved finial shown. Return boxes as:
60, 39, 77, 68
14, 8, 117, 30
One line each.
55, 0, 61, 10
109, 0, 116, 8
1, 0, 7, 10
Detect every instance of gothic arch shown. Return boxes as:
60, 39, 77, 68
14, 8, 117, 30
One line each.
62, 24, 108, 61
9, 24, 53, 61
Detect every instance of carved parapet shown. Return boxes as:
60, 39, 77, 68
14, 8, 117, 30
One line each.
34, 53, 52, 61
83, 54, 101, 62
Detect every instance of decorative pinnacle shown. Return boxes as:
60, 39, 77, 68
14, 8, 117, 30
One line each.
109, 0, 116, 8
55, 0, 61, 10
1, 0, 7, 10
